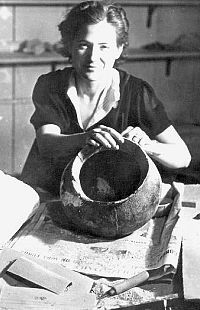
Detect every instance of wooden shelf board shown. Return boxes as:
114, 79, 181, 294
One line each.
0, 52, 69, 66
123, 49, 200, 61
0, 50, 200, 66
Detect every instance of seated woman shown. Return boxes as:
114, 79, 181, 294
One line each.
0, 170, 39, 246
21, 1, 191, 198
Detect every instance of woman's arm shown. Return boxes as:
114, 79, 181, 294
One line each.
122, 125, 191, 169
36, 124, 125, 159
148, 125, 191, 168
36, 124, 87, 159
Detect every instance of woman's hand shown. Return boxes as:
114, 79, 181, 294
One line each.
121, 126, 151, 147
121, 126, 161, 156
122, 125, 191, 169
86, 125, 124, 150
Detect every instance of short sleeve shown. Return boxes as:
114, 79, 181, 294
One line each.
30, 74, 64, 131
138, 81, 172, 138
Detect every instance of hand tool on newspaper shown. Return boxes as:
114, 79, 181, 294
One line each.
101, 270, 149, 297
101, 264, 173, 298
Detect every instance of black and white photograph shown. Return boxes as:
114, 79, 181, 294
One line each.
0, 0, 200, 309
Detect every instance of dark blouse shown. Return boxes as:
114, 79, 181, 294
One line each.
21, 67, 171, 195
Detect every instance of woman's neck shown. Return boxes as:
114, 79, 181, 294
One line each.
75, 73, 109, 101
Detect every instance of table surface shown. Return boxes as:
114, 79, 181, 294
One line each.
1, 184, 199, 310
38, 183, 200, 310
120, 184, 200, 310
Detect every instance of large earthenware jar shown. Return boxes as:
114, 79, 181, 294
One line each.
60, 139, 162, 239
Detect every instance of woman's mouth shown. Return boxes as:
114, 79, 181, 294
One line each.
85, 64, 99, 71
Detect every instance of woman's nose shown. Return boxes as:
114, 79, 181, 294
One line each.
89, 45, 99, 61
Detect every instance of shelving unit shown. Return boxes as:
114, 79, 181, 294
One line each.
0, 0, 200, 74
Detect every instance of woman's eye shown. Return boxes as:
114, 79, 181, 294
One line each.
100, 45, 109, 50
78, 43, 88, 50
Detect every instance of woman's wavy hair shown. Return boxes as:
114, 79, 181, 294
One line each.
58, 1, 129, 59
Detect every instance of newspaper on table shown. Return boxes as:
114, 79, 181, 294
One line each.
6, 182, 184, 280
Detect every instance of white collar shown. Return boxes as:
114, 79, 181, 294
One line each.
67, 68, 120, 129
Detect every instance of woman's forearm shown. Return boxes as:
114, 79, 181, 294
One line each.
36, 132, 88, 159
36, 124, 125, 159
144, 140, 191, 169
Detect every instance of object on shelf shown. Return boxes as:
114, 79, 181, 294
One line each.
141, 32, 200, 52
16, 39, 65, 56
18, 39, 54, 55
0, 40, 20, 53
141, 41, 173, 51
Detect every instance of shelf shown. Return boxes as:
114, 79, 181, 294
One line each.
1, 50, 200, 65
1, 0, 200, 6
123, 49, 200, 61
0, 52, 69, 71
1, 49, 200, 75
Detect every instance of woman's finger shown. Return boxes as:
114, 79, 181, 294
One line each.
122, 126, 151, 145
100, 131, 119, 149
99, 125, 124, 144
121, 126, 134, 137
122, 127, 138, 141
86, 138, 100, 147
91, 132, 116, 149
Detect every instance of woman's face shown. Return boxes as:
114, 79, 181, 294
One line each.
71, 20, 123, 82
